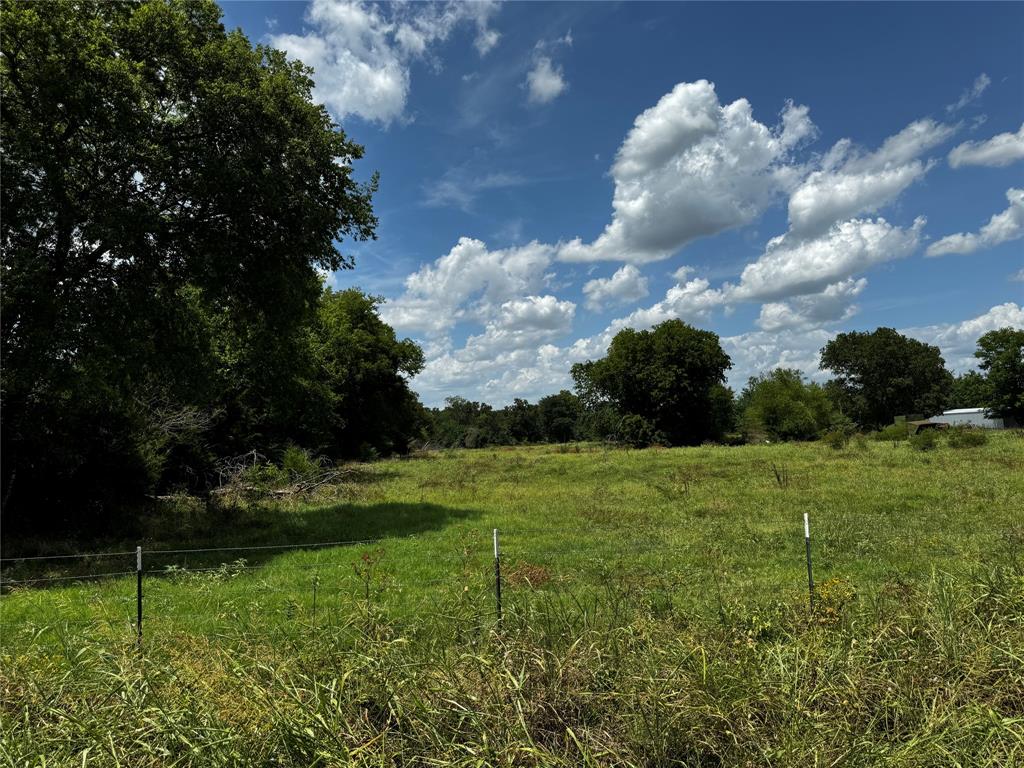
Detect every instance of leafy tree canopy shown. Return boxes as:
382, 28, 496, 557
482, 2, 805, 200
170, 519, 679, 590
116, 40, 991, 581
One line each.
1, 0, 380, 528
820, 328, 952, 429
974, 327, 1024, 424
949, 371, 991, 410
571, 319, 732, 445
738, 368, 836, 441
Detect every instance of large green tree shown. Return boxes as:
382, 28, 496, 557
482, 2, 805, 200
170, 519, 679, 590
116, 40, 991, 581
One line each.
949, 371, 991, 409
974, 327, 1024, 424
1, 0, 378, 527
819, 328, 952, 429
738, 368, 836, 441
571, 319, 732, 445
303, 289, 425, 458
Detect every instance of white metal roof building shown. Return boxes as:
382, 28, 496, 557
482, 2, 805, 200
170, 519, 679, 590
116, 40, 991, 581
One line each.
930, 408, 1013, 429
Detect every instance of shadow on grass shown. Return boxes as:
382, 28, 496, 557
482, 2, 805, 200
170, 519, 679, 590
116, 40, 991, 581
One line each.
2, 501, 483, 587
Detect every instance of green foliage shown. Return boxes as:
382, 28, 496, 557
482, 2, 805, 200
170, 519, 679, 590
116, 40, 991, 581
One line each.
0, 1, 424, 531
303, 289, 425, 458
908, 428, 940, 451
821, 429, 850, 450
950, 370, 991, 409
571, 319, 732, 445
738, 368, 837, 441
974, 327, 1024, 424
537, 390, 581, 443
946, 426, 989, 448
874, 423, 909, 444
617, 413, 663, 448
820, 328, 953, 429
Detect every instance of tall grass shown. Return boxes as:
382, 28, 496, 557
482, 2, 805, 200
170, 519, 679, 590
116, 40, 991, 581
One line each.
2, 433, 1023, 765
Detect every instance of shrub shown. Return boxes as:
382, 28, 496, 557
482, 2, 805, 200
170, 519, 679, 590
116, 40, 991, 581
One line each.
281, 445, 324, 479
821, 429, 850, 450
617, 414, 663, 448
909, 429, 940, 451
874, 423, 908, 444
946, 426, 989, 448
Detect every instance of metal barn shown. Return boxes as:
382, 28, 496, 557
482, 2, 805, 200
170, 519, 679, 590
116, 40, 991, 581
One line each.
930, 408, 1011, 429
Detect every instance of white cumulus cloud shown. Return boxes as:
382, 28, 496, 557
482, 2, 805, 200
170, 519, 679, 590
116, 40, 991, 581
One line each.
948, 124, 1024, 168
557, 80, 816, 264
271, 0, 501, 124
903, 302, 1024, 370
582, 265, 650, 311
926, 188, 1024, 256
381, 238, 554, 334
525, 57, 568, 105
755, 277, 867, 332
787, 119, 955, 237
729, 217, 925, 302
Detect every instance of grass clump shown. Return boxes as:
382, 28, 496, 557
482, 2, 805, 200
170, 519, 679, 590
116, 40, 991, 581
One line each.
947, 426, 989, 448
908, 428, 940, 451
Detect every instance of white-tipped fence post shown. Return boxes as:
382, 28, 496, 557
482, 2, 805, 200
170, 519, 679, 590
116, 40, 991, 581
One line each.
493, 528, 502, 623
803, 514, 814, 613
136, 546, 143, 648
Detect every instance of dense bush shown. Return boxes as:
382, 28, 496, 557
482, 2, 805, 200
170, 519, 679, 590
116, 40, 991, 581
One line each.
874, 423, 909, 443
909, 429, 940, 451
739, 368, 838, 441
617, 413, 664, 448
946, 426, 989, 448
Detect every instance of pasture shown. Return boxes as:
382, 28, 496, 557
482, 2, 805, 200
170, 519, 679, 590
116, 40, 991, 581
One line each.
2, 434, 1023, 766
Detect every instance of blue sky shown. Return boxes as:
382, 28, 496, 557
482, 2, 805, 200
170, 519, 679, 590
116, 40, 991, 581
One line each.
221, 1, 1024, 406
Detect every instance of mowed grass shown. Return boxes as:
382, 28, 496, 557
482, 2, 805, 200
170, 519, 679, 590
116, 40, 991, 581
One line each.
2, 434, 1023, 766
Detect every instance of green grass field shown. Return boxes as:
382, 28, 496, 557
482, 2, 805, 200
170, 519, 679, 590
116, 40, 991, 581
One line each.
2, 434, 1023, 766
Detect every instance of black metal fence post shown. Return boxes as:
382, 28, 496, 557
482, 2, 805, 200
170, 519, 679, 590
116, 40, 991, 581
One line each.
804, 514, 814, 613
493, 528, 502, 623
136, 546, 143, 648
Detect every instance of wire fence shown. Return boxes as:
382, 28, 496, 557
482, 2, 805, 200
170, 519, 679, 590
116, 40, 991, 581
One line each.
2, 517, 1011, 651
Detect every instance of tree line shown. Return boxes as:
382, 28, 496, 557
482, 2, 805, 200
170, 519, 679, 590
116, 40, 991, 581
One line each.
425, 321, 1023, 450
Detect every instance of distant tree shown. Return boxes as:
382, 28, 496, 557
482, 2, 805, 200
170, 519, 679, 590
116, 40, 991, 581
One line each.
503, 399, 544, 443
949, 371, 991, 409
738, 368, 835, 441
820, 328, 952, 429
974, 327, 1024, 424
538, 391, 582, 443
571, 320, 732, 445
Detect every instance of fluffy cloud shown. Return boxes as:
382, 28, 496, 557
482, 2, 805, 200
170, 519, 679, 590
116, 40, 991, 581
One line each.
926, 188, 1024, 256
460, 295, 575, 361
582, 265, 649, 311
787, 119, 955, 237
721, 328, 835, 388
903, 302, 1024, 370
271, 0, 500, 124
557, 81, 815, 263
381, 238, 554, 334
947, 73, 990, 113
948, 124, 1024, 168
729, 217, 924, 302
525, 57, 568, 105
609, 277, 725, 332
755, 277, 867, 331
